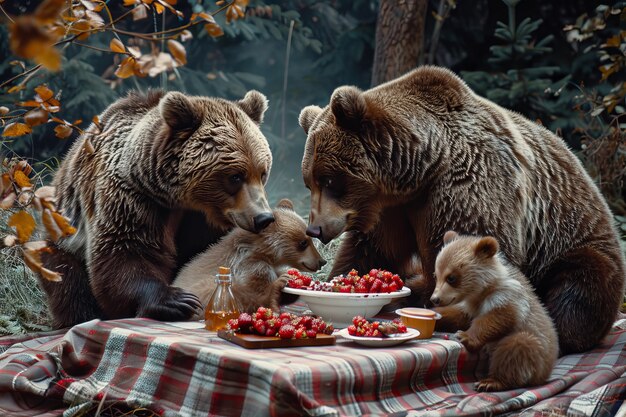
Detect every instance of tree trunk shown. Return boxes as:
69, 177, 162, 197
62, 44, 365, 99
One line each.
371, 0, 427, 87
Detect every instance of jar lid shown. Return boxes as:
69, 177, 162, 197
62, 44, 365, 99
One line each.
218, 266, 230, 275
398, 307, 437, 318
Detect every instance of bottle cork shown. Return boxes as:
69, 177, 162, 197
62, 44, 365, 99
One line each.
218, 266, 230, 275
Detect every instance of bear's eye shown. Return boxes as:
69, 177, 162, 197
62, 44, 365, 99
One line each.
229, 174, 244, 185
320, 177, 333, 189
298, 239, 309, 251
446, 275, 457, 285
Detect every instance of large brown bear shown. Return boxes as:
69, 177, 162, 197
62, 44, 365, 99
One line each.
40, 89, 275, 328
298, 66, 626, 354
173, 198, 326, 318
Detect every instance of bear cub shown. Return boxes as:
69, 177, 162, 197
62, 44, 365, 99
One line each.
174, 199, 326, 318
431, 231, 558, 392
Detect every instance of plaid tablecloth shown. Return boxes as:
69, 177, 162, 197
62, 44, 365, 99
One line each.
0, 315, 624, 417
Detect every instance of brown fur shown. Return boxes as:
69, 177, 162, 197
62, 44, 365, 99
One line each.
173, 199, 326, 317
432, 231, 558, 391
298, 66, 626, 354
42, 89, 274, 327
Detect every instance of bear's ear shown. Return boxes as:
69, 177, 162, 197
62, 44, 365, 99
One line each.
160, 92, 203, 133
299, 105, 323, 134
443, 230, 459, 244
276, 198, 294, 210
330, 86, 367, 131
236, 90, 268, 125
475, 237, 499, 259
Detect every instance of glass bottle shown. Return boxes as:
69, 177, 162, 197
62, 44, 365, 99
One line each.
205, 266, 241, 331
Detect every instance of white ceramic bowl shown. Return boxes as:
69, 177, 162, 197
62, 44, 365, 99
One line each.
282, 286, 411, 328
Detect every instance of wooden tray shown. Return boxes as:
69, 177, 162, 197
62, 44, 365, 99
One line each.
217, 330, 336, 349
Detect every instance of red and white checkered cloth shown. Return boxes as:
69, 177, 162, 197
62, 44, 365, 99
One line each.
0, 315, 624, 417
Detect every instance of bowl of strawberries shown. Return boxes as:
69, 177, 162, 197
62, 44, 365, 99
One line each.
282, 268, 411, 328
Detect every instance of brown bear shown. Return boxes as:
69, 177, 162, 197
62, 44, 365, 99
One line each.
431, 231, 558, 391
173, 198, 326, 318
298, 65, 626, 354
40, 89, 275, 328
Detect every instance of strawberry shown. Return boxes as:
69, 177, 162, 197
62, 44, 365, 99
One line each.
287, 268, 299, 276
255, 307, 268, 320
292, 278, 304, 288
348, 325, 357, 335
253, 319, 266, 335
279, 312, 292, 321
227, 319, 239, 330
348, 269, 359, 276
237, 313, 253, 328
278, 324, 295, 339
295, 328, 307, 339
370, 279, 383, 293
306, 329, 317, 338
265, 327, 277, 337
339, 285, 352, 293
389, 282, 399, 292
382, 270, 393, 280
369, 268, 379, 277
355, 283, 368, 293
381, 283, 389, 293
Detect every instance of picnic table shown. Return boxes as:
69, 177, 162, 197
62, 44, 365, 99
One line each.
0, 315, 624, 417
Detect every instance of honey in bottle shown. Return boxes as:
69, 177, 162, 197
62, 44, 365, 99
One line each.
205, 266, 241, 331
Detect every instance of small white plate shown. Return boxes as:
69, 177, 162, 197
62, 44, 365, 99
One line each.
336, 327, 421, 347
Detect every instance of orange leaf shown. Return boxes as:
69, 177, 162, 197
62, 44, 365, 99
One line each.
54, 124, 73, 139
167, 40, 186, 65
23, 247, 62, 282
52, 211, 76, 237
14, 160, 33, 176
18, 100, 42, 107
35, 46, 62, 71
34, 0, 66, 24
3, 122, 32, 137
7, 85, 26, 94
110, 38, 125, 53
154, 2, 165, 13
35, 85, 54, 101
13, 170, 32, 188
115, 56, 136, 79
205, 22, 224, 37
42, 208, 62, 240
8, 210, 36, 242
24, 108, 49, 126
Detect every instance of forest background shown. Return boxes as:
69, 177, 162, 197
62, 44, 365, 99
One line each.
0, 0, 624, 334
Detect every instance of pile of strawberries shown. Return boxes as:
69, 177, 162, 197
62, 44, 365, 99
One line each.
227, 306, 334, 339
286, 268, 404, 294
347, 315, 408, 338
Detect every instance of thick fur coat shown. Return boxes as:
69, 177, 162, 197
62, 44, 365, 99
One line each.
173, 199, 326, 318
41, 90, 275, 327
431, 231, 558, 391
298, 66, 625, 354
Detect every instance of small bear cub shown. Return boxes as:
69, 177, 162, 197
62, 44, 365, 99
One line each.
174, 199, 326, 319
431, 231, 558, 391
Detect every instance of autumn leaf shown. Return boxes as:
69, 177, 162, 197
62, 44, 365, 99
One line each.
23, 247, 62, 282
3, 122, 32, 137
0, 193, 16, 209
7, 85, 26, 94
34, 0, 66, 24
35, 46, 62, 71
110, 38, 125, 53
54, 124, 73, 139
179, 29, 192, 42
205, 22, 224, 37
24, 108, 49, 126
52, 211, 77, 236
167, 40, 187, 65
13, 170, 32, 188
42, 208, 62, 240
34, 85, 54, 101
2, 235, 17, 248
0, 106, 9, 115
14, 160, 33, 176
8, 210, 36, 242
115, 56, 137, 78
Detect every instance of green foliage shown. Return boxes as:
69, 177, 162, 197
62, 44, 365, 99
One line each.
461, 0, 572, 131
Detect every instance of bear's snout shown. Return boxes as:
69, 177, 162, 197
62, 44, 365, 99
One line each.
253, 212, 275, 232
306, 225, 322, 239
430, 296, 441, 306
